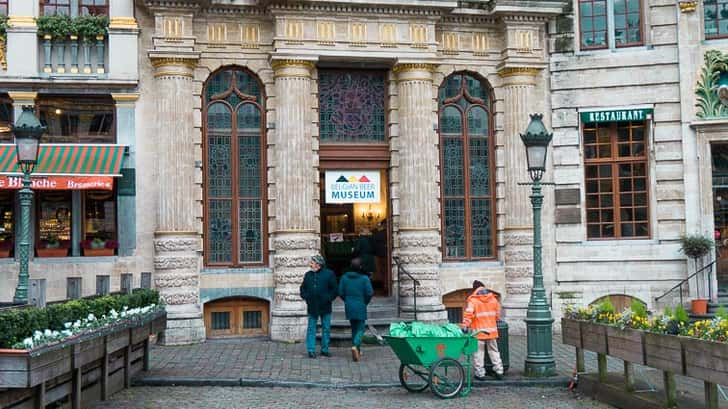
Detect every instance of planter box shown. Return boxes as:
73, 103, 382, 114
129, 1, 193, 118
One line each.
36, 248, 69, 257
606, 326, 645, 364
580, 321, 608, 354
561, 318, 582, 348
681, 336, 728, 385
644, 332, 684, 374
82, 248, 115, 257
0, 248, 11, 258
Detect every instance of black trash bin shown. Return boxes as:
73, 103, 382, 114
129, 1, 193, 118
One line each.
485, 319, 509, 374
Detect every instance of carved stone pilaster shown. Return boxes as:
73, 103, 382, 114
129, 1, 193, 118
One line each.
269, 58, 318, 342
394, 62, 446, 322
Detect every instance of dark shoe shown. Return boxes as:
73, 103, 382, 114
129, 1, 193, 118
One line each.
493, 373, 503, 380
320, 351, 331, 357
308, 352, 316, 359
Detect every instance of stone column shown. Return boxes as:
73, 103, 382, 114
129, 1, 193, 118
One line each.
149, 54, 205, 345
108, 0, 139, 80
269, 59, 319, 342
393, 63, 446, 322
6, 0, 39, 76
111, 94, 138, 257
498, 66, 542, 334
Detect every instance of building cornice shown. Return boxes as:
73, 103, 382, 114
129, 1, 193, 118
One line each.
7, 91, 38, 102
111, 93, 141, 102
270, 59, 316, 72
109, 17, 140, 30
392, 63, 437, 74
150, 56, 200, 69
497, 66, 542, 77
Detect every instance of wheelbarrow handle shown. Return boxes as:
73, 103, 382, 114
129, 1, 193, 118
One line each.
468, 329, 490, 336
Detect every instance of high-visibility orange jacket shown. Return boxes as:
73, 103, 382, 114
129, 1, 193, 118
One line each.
461, 287, 500, 340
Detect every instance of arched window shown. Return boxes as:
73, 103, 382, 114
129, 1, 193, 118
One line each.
203, 67, 266, 266
438, 73, 495, 260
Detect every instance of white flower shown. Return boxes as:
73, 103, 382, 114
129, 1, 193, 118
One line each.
73, 320, 81, 328
61, 330, 72, 337
23, 338, 33, 348
64, 322, 72, 329
44, 329, 52, 337
87, 313, 96, 321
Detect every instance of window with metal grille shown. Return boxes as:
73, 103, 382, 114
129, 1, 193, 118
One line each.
40, 0, 108, 16
578, 0, 642, 50
446, 307, 463, 324
203, 68, 266, 266
705, 0, 728, 38
438, 73, 495, 260
584, 121, 649, 239
243, 310, 262, 329
211, 311, 231, 330
318, 70, 386, 143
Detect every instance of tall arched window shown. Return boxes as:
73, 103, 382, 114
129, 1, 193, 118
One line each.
204, 67, 266, 266
438, 73, 495, 260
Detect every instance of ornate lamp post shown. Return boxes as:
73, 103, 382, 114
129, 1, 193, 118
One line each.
520, 113, 556, 377
12, 106, 45, 304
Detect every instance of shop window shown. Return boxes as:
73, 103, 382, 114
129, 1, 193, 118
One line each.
318, 70, 386, 143
203, 67, 266, 266
0, 191, 14, 257
584, 121, 649, 239
438, 73, 495, 260
578, 0, 643, 50
0, 1, 7, 16
36, 189, 117, 256
37, 96, 115, 144
204, 297, 269, 337
0, 96, 11, 142
40, 0, 108, 16
705, 0, 728, 38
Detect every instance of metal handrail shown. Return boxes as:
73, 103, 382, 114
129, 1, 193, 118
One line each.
393, 256, 420, 321
655, 259, 717, 305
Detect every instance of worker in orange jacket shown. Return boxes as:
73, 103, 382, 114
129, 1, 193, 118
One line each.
461, 280, 503, 380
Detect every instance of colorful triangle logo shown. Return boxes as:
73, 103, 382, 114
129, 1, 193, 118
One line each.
347, 176, 358, 182
359, 175, 370, 183
336, 175, 348, 182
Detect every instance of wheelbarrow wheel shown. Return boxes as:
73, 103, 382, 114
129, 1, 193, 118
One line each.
429, 357, 465, 399
398, 363, 429, 392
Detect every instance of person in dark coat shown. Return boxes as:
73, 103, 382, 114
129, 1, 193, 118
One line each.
353, 228, 376, 277
338, 257, 373, 362
300, 254, 338, 358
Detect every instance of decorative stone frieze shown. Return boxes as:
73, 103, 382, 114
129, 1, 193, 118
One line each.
273, 254, 313, 268
505, 265, 533, 279
154, 274, 199, 288
153, 237, 198, 252
161, 291, 200, 306
506, 282, 533, 295
272, 236, 319, 250
503, 232, 533, 246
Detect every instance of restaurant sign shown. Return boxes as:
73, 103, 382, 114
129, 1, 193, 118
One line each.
0, 175, 114, 190
325, 171, 380, 204
580, 108, 653, 124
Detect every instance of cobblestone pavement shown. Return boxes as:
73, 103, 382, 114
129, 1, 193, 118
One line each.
90, 386, 613, 409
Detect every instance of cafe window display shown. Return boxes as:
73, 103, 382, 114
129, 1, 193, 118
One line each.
0, 191, 13, 257
37, 96, 115, 144
36, 191, 72, 257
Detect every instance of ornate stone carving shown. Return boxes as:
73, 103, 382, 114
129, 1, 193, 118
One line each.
503, 249, 532, 262
154, 256, 198, 270
154, 274, 199, 288
393, 63, 437, 74
161, 291, 199, 305
505, 265, 533, 279
497, 67, 541, 77
272, 236, 319, 250
273, 270, 306, 284
503, 232, 533, 246
0, 38, 6, 71
395, 252, 441, 265
678, 0, 697, 12
109, 17, 139, 30
398, 234, 440, 248
154, 238, 198, 252
506, 282, 532, 295
270, 59, 315, 72
696, 50, 728, 118
274, 254, 312, 268
8, 16, 36, 28
150, 56, 198, 69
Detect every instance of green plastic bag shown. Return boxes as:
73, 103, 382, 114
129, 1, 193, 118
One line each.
388, 321, 465, 338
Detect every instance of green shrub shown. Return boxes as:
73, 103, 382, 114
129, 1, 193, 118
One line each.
679, 234, 714, 260
675, 304, 690, 324
716, 304, 728, 320
0, 289, 159, 349
36, 14, 73, 39
630, 299, 647, 318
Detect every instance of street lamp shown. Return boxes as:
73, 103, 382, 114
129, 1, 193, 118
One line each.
520, 113, 556, 377
12, 106, 45, 304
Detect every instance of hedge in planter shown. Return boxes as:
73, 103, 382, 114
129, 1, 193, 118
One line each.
0, 288, 159, 349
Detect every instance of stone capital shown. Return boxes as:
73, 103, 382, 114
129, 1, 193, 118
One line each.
393, 63, 437, 82
111, 93, 140, 106
109, 17, 139, 30
7, 91, 37, 104
678, 0, 697, 12
8, 16, 35, 28
149, 53, 199, 78
271, 59, 315, 79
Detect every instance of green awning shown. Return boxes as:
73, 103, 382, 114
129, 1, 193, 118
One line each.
0, 144, 126, 176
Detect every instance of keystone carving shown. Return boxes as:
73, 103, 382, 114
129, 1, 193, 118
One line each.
161, 291, 199, 305
154, 256, 199, 270
154, 238, 198, 252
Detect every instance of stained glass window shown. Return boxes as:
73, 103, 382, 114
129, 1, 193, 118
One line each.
318, 70, 386, 142
705, 0, 728, 38
439, 73, 494, 260
204, 68, 266, 266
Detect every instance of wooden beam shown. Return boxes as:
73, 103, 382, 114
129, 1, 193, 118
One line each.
597, 353, 607, 383
623, 362, 635, 392
576, 347, 585, 372
663, 371, 676, 408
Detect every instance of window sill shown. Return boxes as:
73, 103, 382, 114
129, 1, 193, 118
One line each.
440, 260, 504, 268
201, 267, 273, 275
32, 256, 118, 263
574, 45, 653, 56
580, 239, 658, 246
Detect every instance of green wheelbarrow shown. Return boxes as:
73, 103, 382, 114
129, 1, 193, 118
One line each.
383, 332, 482, 399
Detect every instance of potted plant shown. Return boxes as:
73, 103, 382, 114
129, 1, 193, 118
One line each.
36, 234, 69, 257
36, 14, 73, 40
81, 235, 117, 257
679, 234, 714, 314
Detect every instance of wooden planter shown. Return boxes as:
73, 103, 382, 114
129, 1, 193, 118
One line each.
681, 336, 728, 385
644, 332, 684, 374
36, 247, 69, 257
0, 248, 11, 258
82, 248, 115, 257
606, 326, 645, 364
580, 321, 608, 354
561, 318, 582, 348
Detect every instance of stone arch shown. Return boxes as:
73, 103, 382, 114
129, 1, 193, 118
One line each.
201, 66, 268, 267
203, 296, 270, 337
590, 294, 646, 312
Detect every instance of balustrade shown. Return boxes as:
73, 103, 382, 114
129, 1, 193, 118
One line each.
39, 34, 107, 75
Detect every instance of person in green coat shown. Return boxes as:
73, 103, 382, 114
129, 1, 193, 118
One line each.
338, 257, 373, 362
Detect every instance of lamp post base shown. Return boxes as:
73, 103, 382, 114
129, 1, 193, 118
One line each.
524, 315, 556, 377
